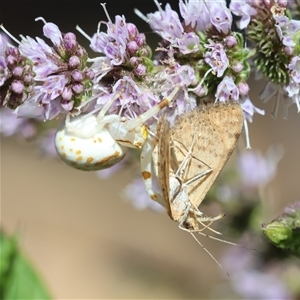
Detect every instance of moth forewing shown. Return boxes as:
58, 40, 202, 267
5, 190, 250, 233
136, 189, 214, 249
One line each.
153, 114, 173, 218
170, 102, 244, 208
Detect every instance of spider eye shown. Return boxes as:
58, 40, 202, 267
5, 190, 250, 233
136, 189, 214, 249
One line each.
55, 115, 126, 171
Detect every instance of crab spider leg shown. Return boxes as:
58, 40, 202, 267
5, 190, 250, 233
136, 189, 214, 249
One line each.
126, 86, 181, 132
95, 91, 123, 121
141, 136, 166, 207
136, 87, 182, 206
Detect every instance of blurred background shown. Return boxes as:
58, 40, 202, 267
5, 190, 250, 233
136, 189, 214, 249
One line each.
1, 1, 300, 299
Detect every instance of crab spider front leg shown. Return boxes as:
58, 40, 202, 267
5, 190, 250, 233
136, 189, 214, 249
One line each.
141, 135, 166, 207
107, 86, 181, 149
126, 86, 180, 132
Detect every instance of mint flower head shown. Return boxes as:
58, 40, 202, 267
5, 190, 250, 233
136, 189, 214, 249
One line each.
0, 34, 35, 109
89, 3, 152, 77
262, 201, 300, 257
244, 1, 300, 117
18, 18, 94, 120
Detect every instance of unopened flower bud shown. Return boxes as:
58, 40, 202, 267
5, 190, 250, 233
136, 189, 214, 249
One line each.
64, 32, 78, 53
61, 99, 73, 111
238, 82, 250, 95
69, 56, 80, 69
62, 87, 73, 101
135, 64, 147, 76
85, 69, 95, 80
12, 66, 23, 78
75, 47, 87, 58
284, 46, 294, 56
71, 70, 83, 81
225, 36, 237, 48
11, 80, 24, 94
23, 74, 33, 84
129, 57, 140, 67
127, 23, 138, 39
72, 83, 84, 94
136, 33, 146, 47
232, 62, 244, 73
139, 47, 150, 57
278, 0, 288, 8
127, 41, 139, 54
6, 54, 17, 67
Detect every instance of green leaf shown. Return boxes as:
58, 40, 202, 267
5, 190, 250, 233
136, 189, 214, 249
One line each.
0, 230, 52, 300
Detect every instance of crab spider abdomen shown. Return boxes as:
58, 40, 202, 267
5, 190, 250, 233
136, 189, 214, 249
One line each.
55, 115, 126, 171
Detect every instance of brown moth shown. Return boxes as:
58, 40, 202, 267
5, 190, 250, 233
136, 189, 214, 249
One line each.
169, 101, 244, 210
152, 101, 244, 268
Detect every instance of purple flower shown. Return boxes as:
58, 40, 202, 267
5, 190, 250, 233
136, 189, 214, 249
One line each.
36, 129, 57, 157
285, 56, 300, 113
221, 233, 291, 299
19, 36, 58, 80
177, 32, 199, 54
208, 2, 233, 35
288, 55, 300, 83
165, 63, 197, 87
230, 1, 257, 29
42, 21, 63, 47
240, 96, 265, 122
179, 0, 207, 30
147, 3, 183, 43
180, 0, 232, 34
124, 177, 165, 212
283, 201, 300, 215
204, 42, 229, 77
274, 15, 300, 48
147, 2, 200, 55
284, 86, 300, 114
13, 98, 44, 119
237, 146, 283, 190
221, 235, 256, 273
232, 270, 290, 299
260, 81, 296, 118
0, 107, 37, 138
89, 57, 113, 82
215, 76, 239, 103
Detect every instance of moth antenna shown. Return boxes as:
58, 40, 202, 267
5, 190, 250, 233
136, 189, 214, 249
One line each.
195, 231, 253, 250
189, 232, 230, 276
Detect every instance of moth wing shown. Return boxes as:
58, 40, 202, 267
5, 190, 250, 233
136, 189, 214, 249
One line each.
171, 102, 244, 208
153, 114, 173, 219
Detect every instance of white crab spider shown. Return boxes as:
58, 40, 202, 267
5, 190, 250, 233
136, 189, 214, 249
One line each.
55, 87, 180, 203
